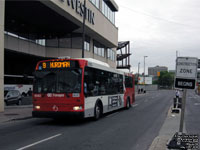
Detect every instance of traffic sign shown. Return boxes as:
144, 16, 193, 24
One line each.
175, 57, 198, 89
175, 78, 196, 89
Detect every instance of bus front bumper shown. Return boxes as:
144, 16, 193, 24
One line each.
32, 111, 84, 119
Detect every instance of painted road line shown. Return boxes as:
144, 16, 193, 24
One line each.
16, 134, 62, 150
132, 104, 138, 107
106, 112, 120, 118
106, 104, 138, 118
194, 103, 200, 106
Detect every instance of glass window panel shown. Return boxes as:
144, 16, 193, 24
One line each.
102, 1, 105, 14
102, 48, 105, 57
87, 43, 90, 51
94, 46, 98, 54
96, 0, 99, 8
98, 48, 101, 56
72, 37, 82, 49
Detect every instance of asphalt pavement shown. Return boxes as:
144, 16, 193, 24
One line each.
185, 90, 200, 148
0, 90, 176, 150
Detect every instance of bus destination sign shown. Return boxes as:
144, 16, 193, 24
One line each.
38, 61, 76, 70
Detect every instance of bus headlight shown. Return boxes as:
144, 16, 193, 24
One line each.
73, 106, 82, 111
35, 106, 40, 110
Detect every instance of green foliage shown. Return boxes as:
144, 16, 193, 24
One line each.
158, 71, 174, 88
153, 80, 158, 85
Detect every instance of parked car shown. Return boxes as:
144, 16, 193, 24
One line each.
4, 90, 22, 106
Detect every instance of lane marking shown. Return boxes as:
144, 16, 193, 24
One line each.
132, 104, 138, 107
16, 134, 62, 150
106, 112, 120, 118
106, 104, 138, 118
194, 103, 200, 106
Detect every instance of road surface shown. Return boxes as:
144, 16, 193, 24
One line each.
0, 90, 175, 150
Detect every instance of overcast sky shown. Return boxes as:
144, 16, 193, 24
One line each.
115, 0, 200, 74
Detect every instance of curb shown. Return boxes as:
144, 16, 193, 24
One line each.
148, 105, 184, 150
11, 116, 33, 121
5, 105, 33, 109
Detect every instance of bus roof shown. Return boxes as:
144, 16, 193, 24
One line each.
36, 58, 130, 75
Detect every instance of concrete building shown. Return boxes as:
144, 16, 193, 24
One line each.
0, 0, 119, 112
148, 66, 168, 76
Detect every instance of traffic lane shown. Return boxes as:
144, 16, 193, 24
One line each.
28, 90, 173, 150
185, 90, 200, 135
135, 90, 174, 105
0, 90, 173, 150
0, 117, 97, 150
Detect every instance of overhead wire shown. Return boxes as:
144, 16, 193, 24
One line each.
119, 5, 200, 29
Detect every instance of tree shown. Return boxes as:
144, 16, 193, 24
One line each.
158, 71, 174, 89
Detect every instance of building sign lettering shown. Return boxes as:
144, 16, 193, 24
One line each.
60, 0, 95, 25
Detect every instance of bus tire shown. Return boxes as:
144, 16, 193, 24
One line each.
126, 98, 131, 109
94, 101, 102, 120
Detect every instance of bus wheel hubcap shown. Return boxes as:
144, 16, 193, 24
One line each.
96, 106, 100, 118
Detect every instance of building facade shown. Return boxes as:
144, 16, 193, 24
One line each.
0, 0, 119, 112
148, 66, 168, 76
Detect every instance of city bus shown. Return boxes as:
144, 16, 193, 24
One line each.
32, 58, 135, 120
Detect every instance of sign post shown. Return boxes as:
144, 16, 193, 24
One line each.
175, 57, 198, 132
179, 89, 186, 132
168, 57, 198, 150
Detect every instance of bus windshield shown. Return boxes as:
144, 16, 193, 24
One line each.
33, 69, 82, 93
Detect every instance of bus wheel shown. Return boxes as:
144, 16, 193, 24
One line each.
126, 98, 131, 109
94, 102, 102, 120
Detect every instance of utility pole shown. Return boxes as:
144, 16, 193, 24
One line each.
82, 0, 86, 58
144, 56, 148, 91
137, 62, 140, 92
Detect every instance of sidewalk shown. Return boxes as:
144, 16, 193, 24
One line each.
149, 106, 186, 150
0, 105, 33, 124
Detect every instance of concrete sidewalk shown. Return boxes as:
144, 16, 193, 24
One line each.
149, 106, 186, 150
0, 105, 33, 124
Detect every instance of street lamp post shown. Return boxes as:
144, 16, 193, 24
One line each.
137, 62, 140, 93
144, 56, 148, 92
82, 0, 86, 58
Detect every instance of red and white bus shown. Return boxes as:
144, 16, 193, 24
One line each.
32, 58, 135, 120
